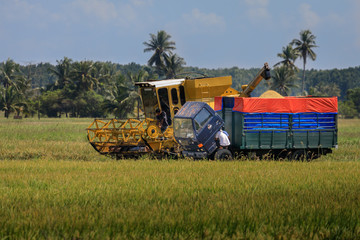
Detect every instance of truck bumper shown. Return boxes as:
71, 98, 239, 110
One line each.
182, 151, 208, 159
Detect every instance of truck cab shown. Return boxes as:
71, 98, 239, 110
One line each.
173, 102, 231, 159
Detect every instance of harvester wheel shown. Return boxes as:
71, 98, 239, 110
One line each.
147, 125, 160, 139
214, 149, 233, 160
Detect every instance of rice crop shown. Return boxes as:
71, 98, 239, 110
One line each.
0, 117, 359, 239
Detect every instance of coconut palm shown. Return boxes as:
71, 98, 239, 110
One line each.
48, 57, 72, 89
103, 70, 149, 118
162, 54, 186, 79
308, 82, 341, 97
0, 58, 24, 90
70, 61, 99, 92
291, 30, 318, 95
0, 86, 22, 118
274, 44, 299, 72
143, 30, 176, 69
103, 74, 133, 118
127, 70, 149, 118
270, 67, 299, 96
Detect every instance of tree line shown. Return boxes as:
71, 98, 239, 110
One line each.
1, 30, 360, 119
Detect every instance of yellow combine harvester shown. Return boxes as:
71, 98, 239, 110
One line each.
87, 63, 271, 158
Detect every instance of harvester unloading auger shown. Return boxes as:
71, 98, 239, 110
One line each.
87, 63, 271, 158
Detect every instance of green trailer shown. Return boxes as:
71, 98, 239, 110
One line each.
216, 96, 338, 159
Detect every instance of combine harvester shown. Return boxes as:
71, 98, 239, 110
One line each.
87, 62, 338, 160
87, 63, 271, 159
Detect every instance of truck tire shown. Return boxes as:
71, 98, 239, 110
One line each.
214, 149, 233, 160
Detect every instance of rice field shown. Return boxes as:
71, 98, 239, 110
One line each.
0, 117, 359, 239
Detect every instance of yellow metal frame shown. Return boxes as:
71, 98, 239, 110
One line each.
87, 118, 179, 156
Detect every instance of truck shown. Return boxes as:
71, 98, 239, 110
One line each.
87, 64, 271, 158
173, 96, 338, 160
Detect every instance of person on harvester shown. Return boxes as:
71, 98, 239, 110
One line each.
156, 108, 169, 133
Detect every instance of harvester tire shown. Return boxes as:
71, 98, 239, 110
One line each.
214, 149, 233, 160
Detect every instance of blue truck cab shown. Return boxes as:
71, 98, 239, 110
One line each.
173, 102, 230, 159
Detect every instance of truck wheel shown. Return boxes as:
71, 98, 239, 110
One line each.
214, 149, 233, 160
291, 150, 308, 161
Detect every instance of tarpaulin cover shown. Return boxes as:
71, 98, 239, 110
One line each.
243, 113, 337, 130
215, 96, 338, 113
214, 96, 223, 111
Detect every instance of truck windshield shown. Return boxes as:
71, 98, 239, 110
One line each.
173, 118, 195, 139
141, 88, 158, 119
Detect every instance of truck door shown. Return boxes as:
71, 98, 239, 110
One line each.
194, 107, 222, 153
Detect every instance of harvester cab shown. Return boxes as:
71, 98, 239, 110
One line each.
173, 102, 226, 159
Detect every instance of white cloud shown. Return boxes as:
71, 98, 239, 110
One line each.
72, 0, 118, 22
0, 0, 64, 28
130, 0, 153, 7
183, 9, 225, 27
1, 0, 34, 18
69, 0, 142, 28
243, 0, 271, 23
244, 0, 268, 7
354, 0, 360, 47
299, 3, 320, 29
182, 8, 225, 31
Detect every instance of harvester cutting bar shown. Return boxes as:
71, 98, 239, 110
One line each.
87, 118, 150, 154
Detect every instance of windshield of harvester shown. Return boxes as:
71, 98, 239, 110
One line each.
141, 88, 158, 119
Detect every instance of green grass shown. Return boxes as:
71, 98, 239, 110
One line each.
0, 117, 359, 239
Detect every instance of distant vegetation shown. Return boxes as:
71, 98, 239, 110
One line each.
1, 30, 359, 119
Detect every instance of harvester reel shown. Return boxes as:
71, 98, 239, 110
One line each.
147, 125, 160, 139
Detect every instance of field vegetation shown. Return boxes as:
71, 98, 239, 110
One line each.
0, 117, 359, 239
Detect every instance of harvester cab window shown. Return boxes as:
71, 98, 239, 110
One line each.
179, 85, 186, 105
194, 108, 212, 132
158, 88, 171, 125
171, 88, 178, 105
141, 88, 158, 119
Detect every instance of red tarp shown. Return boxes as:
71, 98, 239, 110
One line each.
215, 96, 338, 113
214, 96, 223, 111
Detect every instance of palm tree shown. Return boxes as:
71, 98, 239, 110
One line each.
308, 82, 341, 97
127, 70, 149, 118
291, 30, 318, 95
162, 54, 186, 79
0, 58, 24, 89
274, 44, 299, 72
93, 61, 118, 95
270, 66, 299, 96
103, 74, 134, 118
48, 57, 72, 89
103, 70, 148, 118
143, 30, 176, 70
0, 86, 22, 118
70, 61, 99, 92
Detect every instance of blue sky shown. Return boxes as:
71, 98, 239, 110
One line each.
0, 0, 359, 69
